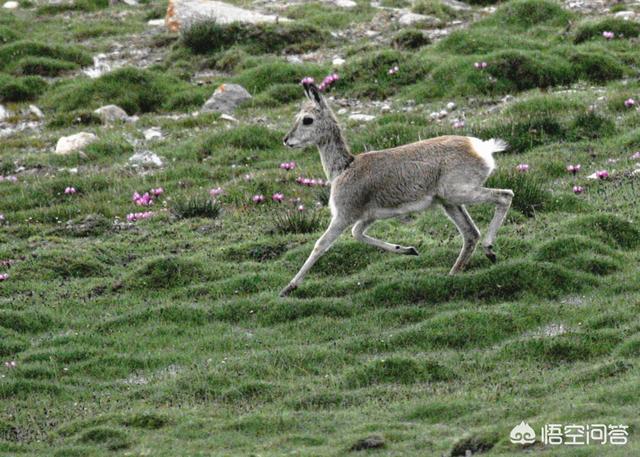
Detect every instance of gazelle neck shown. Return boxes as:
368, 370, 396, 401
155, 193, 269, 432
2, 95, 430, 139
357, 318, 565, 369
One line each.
316, 122, 354, 181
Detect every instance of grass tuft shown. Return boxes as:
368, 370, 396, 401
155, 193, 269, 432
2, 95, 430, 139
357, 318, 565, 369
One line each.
171, 195, 222, 219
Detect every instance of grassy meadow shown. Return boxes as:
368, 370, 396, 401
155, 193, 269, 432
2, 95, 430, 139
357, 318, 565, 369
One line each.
1, 0, 640, 455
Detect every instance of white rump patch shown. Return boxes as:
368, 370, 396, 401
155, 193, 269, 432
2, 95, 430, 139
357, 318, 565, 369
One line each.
468, 137, 508, 171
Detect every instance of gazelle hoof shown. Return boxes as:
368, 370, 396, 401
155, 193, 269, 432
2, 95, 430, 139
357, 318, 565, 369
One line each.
280, 283, 297, 297
406, 247, 419, 256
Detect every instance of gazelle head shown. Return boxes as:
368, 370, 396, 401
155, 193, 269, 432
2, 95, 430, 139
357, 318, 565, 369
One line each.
283, 82, 337, 149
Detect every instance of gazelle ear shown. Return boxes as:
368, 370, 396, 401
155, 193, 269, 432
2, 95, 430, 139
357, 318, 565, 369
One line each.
307, 83, 326, 109
302, 81, 313, 100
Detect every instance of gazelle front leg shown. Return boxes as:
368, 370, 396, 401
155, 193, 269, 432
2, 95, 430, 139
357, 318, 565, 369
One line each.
352, 219, 419, 255
280, 218, 348, 297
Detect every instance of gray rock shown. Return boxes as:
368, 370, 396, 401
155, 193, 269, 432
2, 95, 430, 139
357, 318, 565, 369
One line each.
94, 105, 130, 124
398, 12, 436, 26
166, 0, 288, 33
349, 113, 376, 122
128, 150, 164, 167
143, 128, 163, 141
55, 132, 98, 155
202, 83, 252, 115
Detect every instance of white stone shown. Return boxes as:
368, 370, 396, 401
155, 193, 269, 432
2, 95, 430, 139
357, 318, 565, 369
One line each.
122, 0, 137, 5
380, 104, 391, 113
614, 11, 636, 20
398, 12, 434, 26
55, 132, 98, 155
349, 113, 376, 122
143, 128, 163, 141
2, 1, 18, 9
28, 105, 44, 119
94, 105, 130, 124
438, 109, 448, 118
166, 0, 289, 32
220, 114, 238, 122
446, 102, 457, 111
147, 19, 165, 26
332, 57, 346, 67
333, 0, 356, 8
128, 151, 163, 167
202, 83, 252, 114
0, 105, 10, 121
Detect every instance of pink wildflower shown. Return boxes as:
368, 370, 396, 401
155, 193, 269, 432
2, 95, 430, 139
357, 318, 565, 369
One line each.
631, 151, 640, 160
252, 194, 265, 203
474, 61, 488, 69
566, 164, 581, 174
516, 163, 529, 172
272, 192, 284, 202
126, 211, 154, 222
132, 192, 153, 206
624, 98, 635, 108
150, 187, 164, 196
573, 185, 584, 194
297, 205, 305, 211
300, 76, 315, 85
64, 187, 76, 195
388, 65, 399, 75
280, 161, 296, 171
209, 187, 223, 197
0, 273, 8, 281
595, 170, 609, 179
452, 120, 465, 129
4, 360, 16, 368
602, 31, 614, 40
318, 73, 339, 91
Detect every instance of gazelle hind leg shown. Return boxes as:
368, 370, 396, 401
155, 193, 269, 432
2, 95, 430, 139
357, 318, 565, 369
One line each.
280, 218, 348, 297
442, 204, 480, 274
441, 187, 513, 263
352, 219, 419, 256
482, 189, 513, 261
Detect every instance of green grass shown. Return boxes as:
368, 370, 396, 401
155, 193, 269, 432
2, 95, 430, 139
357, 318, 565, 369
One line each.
1, 0, 640, 455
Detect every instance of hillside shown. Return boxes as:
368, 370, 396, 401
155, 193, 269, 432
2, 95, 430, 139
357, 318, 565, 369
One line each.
1, 0, 640, 455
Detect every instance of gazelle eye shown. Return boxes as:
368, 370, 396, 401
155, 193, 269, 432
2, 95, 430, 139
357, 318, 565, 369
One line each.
302, 117, 314, 125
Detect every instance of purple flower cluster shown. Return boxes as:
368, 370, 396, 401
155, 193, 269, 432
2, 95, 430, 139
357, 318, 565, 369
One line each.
624, 98, 635, 108
474, 61, 488, 69
516, 163, 529, 172
300, 76, 315, 85
296, 176, 326, 187
318, 73, 339, 92
132, 188, 162, 206
280, 161, 296, 171
0, 175, 18, 183
0, 273, 8, 281
209, 187, 223, 198
64, 186, 76, 195
595, 170, 609, 180
602, 31, 614, 40
252, 194, 265, 204
126, 211, 154, 222
272, 192, 284, 202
